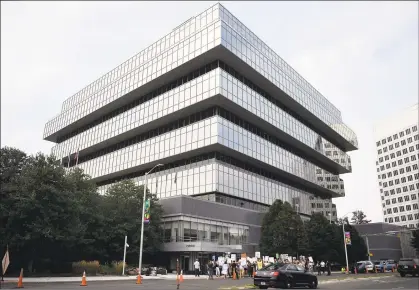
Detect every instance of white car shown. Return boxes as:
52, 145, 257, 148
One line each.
356, 261, 374, 273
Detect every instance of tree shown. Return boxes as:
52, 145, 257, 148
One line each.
0, 146, 165, 274
350, 210, 371, 224
260, 200, 308, 257
304, 213, 343, 263
100, 180, 164, 263
411, 229, 419, 255
342, 223, 368, 263
1, 152, 87, 273
336, 217, 349, 225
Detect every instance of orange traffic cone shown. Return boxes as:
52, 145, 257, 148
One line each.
80, 271, 87, 287
136, 274, 142, 284
17, 268, 24, 288
179, 270, 184, 283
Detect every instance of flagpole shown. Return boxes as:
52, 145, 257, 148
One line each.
122, 235, 127, 276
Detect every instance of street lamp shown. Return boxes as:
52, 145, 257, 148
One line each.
138, 163, 163, 274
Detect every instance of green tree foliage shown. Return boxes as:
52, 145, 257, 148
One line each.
350, 210, 371, 224
100, 180, 164, 262
0, 147, 164, 274
342, 223, 368, 263
260, 200, 308, 257
260, 200, 368, 264
411, 229, 419, 255
304, 213, 343, 263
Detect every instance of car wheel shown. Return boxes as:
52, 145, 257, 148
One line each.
283, 279, 293, 289
308, 279, 318, 289
400, 273, 406, 277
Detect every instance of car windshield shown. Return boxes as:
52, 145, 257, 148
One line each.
260, 263, 285, 271
398, 259, 414, 266
373, 262, 381, 265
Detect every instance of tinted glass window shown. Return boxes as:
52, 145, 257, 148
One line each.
261, 263, 284, 271
398, 259, 414, 266
286, 265, 297, 271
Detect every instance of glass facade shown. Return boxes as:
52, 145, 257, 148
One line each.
43, 3, 358, 252
162, 216, 249, 245
97, 156, 317, 215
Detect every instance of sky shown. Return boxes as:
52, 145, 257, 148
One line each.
1, 1, 418, 223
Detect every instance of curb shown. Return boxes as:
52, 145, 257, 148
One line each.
1, 275, 232, 283
218, 274, 397, 289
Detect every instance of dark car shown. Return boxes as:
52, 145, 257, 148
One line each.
397, 258, 419, 277
253, 262, 318, 289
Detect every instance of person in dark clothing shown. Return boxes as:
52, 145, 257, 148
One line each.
326, 261, 331, 276
231, 261, 238, 279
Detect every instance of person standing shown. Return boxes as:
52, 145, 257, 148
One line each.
207, 260, 214, 280
320, 261, 325, 275
222, 262, 228, 279
194, 259, 200, 277
326, 261, 331, 276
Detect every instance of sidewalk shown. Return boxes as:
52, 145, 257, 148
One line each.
1, 273, 228, 283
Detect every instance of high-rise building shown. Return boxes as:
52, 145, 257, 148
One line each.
374, 104, 419, 229
43, 3, 358, 270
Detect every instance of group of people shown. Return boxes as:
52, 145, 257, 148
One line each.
193, 259, 257, 279
192, 257, 332, 279
315, 260, 332, 276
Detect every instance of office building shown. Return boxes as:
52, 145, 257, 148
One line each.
374, 104, 419, 229
354, 222, 418, 261
43, 3, 358, 271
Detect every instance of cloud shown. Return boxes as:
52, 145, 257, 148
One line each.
1, 1, 417, 222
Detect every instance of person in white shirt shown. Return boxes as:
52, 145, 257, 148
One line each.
194, 259, 200, 277
320, 261, 325, 275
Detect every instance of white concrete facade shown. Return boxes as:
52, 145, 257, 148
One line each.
374, 104, 419, 228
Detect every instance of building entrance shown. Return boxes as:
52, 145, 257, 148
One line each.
180, 255, 190, 272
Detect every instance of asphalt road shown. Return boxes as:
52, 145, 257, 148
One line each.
0, 274, 417, 290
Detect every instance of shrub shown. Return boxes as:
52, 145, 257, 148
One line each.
72, 261, 100, 276
112, 261, 126, 275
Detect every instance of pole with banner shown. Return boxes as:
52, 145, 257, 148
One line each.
342, 224, 350, 274
144, 199, 151, 224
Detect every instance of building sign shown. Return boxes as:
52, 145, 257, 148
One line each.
345, 232, 351, 245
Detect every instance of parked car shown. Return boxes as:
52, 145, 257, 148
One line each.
254, 262, 318, 289
372, 261, 385, 273
383, 260, 397, 271
397, 258, 419, 277
350, 261, 374, 273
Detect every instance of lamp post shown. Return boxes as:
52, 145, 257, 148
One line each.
138, 163, 163, 274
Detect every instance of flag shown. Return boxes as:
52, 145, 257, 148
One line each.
74, 149, 80, 166
67, 152, 71, 168
126, 243, 130, 248
345, 232, 351, 245
144, 198, 151, 224
2, 246, 10, 276
173, 172, 177, 184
